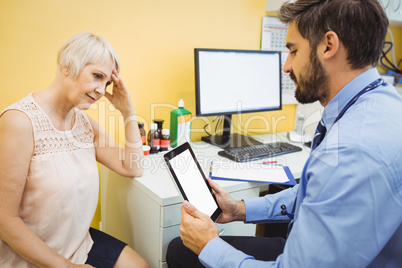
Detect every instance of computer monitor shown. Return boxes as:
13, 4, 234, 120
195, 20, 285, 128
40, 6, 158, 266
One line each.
194, 48, 282, 148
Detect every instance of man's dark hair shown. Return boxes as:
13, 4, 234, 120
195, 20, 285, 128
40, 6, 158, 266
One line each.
278, 0, 389, 70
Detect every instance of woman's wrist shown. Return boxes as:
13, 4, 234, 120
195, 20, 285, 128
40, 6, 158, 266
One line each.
122, 109, 136, 119
122, 108, 137, 122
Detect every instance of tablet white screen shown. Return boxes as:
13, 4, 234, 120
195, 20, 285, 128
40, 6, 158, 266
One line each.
169, 149, 218, 217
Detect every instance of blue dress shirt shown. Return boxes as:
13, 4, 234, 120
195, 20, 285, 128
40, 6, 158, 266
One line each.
199, 68, 402, 267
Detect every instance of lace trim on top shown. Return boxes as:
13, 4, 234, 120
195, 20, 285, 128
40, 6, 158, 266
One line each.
4, 95, 94, 156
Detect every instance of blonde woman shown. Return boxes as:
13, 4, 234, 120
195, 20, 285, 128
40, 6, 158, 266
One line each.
0, 32, 148, 268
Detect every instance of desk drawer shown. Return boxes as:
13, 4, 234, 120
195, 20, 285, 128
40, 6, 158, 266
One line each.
161, 203, 182, 227
230, 187, 259, 201
160, 225, 180, 262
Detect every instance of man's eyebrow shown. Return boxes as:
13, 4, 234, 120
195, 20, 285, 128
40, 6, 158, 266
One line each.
285, 43, 294, 50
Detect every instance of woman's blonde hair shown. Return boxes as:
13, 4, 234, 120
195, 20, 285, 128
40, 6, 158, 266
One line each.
57, 32, 120, 79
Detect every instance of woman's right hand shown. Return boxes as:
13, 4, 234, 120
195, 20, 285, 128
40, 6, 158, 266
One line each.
65, 260, 94, 268
68, 264, 94, 268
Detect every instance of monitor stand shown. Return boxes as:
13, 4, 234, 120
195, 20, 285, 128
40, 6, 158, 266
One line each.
201, 115, 263, 149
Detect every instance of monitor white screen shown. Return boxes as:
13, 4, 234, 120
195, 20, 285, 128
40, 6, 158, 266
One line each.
195, 49, 282, 116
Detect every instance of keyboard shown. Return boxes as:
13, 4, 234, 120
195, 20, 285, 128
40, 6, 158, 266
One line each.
218, 142, 302, 162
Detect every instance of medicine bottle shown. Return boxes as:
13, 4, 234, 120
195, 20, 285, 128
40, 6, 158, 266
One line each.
153, 119, 164, 139
147, 123, 159, 154
160, 129, 170, 151
170, 99, 192, 148
153, 119, 164, 151
138, 122, 146, 145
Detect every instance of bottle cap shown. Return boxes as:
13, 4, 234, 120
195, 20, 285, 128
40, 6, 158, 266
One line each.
162, 128, 169, 135
153, 119, 164, 128
143, 145, 150, 155
138, 122, 144, 128
178, 99, 184, 107
150, 123, 157, 130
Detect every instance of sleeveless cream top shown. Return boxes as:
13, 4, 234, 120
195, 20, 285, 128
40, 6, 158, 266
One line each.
0, 94, 99, 267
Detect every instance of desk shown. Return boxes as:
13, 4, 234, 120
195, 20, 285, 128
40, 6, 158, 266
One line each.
100, 133, 310, 268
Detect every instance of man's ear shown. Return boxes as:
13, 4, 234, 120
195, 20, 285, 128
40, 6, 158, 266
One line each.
320, 31, 340, 60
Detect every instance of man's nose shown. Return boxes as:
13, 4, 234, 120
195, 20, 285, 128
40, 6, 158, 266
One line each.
283, 56, 292, 74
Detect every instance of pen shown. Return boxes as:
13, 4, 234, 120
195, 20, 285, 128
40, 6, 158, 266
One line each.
262, 161, 277, 164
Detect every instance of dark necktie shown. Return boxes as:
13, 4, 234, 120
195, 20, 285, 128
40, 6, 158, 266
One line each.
311, 119, 327, 150
286, 120, 326, 237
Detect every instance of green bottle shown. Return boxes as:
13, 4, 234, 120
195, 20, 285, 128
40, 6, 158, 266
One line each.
170, 99, 192, 148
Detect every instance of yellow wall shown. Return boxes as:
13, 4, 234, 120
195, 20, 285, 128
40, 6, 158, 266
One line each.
1, 1, 401, 229
384, 26, 402, 73
0, 0, 296, 229
0, 0, 296, 139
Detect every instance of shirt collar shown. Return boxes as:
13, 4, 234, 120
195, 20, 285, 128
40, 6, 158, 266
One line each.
321, 68, 381, 127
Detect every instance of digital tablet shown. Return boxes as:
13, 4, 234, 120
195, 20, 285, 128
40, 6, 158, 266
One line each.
163, 142, 222, 221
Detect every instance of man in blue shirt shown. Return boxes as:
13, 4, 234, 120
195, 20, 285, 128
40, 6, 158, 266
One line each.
167, 0, 402, 267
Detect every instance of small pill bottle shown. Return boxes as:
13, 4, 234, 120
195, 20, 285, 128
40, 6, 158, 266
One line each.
147, 123, 159, 154
160, 129, 170, 151
138, 122, 146, 145
143, 145, 150, 155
